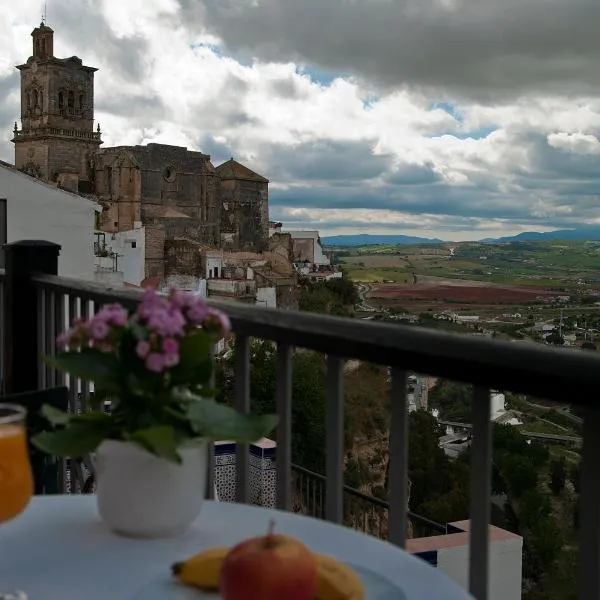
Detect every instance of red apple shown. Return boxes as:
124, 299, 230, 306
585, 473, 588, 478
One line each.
219, 520, 317, 600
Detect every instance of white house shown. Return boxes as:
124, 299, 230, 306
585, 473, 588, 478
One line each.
95, 224, 146, 287
0, 161, 99, 280
282, 230, 330, 267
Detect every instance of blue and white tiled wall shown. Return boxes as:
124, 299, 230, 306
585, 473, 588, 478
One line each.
213, 440, 277, 507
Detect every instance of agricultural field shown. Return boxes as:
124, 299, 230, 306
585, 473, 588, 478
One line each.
334, 239, 600, 316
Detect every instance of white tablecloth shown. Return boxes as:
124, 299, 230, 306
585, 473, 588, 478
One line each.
0, 495, 472, 599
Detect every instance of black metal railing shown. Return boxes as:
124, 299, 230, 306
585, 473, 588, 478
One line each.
3, 240, 600, 600
291, 464, 446, 540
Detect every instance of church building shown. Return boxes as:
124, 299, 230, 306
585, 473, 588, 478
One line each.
12, 23, 270, 280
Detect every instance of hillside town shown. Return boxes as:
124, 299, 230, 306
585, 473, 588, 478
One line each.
2, 22, 340, 309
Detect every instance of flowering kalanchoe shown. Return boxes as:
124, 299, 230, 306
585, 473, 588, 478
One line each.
56, 288, 231, 376
36, 286, 277, 464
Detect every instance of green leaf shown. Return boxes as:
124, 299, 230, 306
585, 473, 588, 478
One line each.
128, 426, 181, 464
31, 422, 109, 457
130, 322, 148, 341
45, 349, 120, 388
40, 404, 71, 426
180, 331, 211, 362
71, 411, 113, 424
171, 332, 213, 386
186, 396, 278, 443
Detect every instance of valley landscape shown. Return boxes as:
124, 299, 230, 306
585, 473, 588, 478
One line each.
327, 236, 600, 347
330, 239, 600, 330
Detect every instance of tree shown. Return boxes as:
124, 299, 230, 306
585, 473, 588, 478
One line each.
428, 380, 472, 422
546, 329, 565, 346
397, 410, 469, 523
549, 458, 566, 496
220, 340, 327, 471
570, 462, 581, 494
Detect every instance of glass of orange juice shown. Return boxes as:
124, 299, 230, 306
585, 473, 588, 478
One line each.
0, 404, 34, 525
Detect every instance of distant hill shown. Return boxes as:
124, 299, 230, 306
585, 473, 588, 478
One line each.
483, 227, 600, 243
322, 234, 444, 246
323, 227, 600, 247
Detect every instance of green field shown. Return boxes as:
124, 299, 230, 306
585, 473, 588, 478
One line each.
337, 239, 600, 289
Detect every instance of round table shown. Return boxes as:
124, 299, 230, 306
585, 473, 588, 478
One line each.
0, 496, 472, 599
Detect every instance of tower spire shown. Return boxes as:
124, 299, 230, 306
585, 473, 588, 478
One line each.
41, 3, 47, 25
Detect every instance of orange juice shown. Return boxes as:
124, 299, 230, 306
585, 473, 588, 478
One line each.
0, 424, 33, 523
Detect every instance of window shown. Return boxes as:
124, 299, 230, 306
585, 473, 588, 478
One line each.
26, 93, 31, 110
163, 166, 176, 182
58, 92, 64, 110
32, 90, 38, 108
79, 94, 85, 111
68, 91, 74, 111
131, 241, 136, 249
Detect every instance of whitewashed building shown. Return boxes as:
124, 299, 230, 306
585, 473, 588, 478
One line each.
94, 224, 146, 287
0, 160, 99, 280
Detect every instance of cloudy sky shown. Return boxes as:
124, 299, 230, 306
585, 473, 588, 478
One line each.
2, 0, 600, 240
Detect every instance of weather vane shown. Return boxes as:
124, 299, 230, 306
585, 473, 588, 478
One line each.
41, 2, 47, 24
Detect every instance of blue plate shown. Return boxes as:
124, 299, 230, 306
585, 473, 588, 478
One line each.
133, 564, 407, 599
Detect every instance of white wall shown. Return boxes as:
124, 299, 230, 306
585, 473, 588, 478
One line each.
1, 164, 98, 280
256, 286, 277, 308
284, 230, 330, 265
106, 225, 145, 286
436, 537, 523, 600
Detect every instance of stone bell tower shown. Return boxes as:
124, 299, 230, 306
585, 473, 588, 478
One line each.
12, 22, 102, 192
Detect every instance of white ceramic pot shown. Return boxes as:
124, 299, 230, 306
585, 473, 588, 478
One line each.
94, 439, 208, 538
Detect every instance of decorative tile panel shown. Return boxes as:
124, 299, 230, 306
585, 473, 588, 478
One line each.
213, 438, 277, 508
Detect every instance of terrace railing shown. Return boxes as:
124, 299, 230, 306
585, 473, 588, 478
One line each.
3, 240, 600, 600
291, 464, 446, 540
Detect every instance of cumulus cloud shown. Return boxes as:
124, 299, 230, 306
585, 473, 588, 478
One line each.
0, 0, 599, 239
180, 0, 600, 100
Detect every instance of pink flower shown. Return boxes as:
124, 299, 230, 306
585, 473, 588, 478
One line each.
146, 352, 165, 373
89, 319, 109, 341
56, 330, 72, 348
103, 304, 128, 326
162, 338, 179, 355
136, 340, 151, 359
164, 353, 180, 368
187, 300, 208, 324
206, 307, 231, 334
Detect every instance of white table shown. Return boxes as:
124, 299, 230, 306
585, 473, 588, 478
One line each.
0, 496, 472, 599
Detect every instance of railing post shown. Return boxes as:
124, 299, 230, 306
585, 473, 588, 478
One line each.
3, 240, 60, 394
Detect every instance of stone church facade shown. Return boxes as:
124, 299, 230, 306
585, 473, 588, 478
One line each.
12, 23, 270, 279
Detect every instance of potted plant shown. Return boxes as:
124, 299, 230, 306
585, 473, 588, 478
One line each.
32, 288, 278, 538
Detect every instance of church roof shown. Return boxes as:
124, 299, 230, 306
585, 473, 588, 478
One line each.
215, 159, 269, 183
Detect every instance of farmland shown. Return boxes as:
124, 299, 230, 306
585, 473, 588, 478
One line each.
332, 239, 600, 317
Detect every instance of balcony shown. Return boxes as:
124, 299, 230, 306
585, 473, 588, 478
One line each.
12, 126, 101, 142
2, 240, 600, 600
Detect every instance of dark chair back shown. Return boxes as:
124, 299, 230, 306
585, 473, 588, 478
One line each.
1, 386, 69, 494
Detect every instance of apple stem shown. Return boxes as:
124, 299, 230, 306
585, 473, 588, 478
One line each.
264, 519, 276, 547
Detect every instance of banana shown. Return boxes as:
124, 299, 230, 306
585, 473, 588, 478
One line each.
171, 545, 230, 589
171, 546, 365, 600
314, 553, 365, 600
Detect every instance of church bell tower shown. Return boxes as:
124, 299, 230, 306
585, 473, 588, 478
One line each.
12, 22, 102, 192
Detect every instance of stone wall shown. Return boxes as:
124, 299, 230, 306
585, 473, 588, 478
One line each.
164, 238, 202, 276
220, 179, 269, 252
144, 225, 166, 279
94, 143, 220, 246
